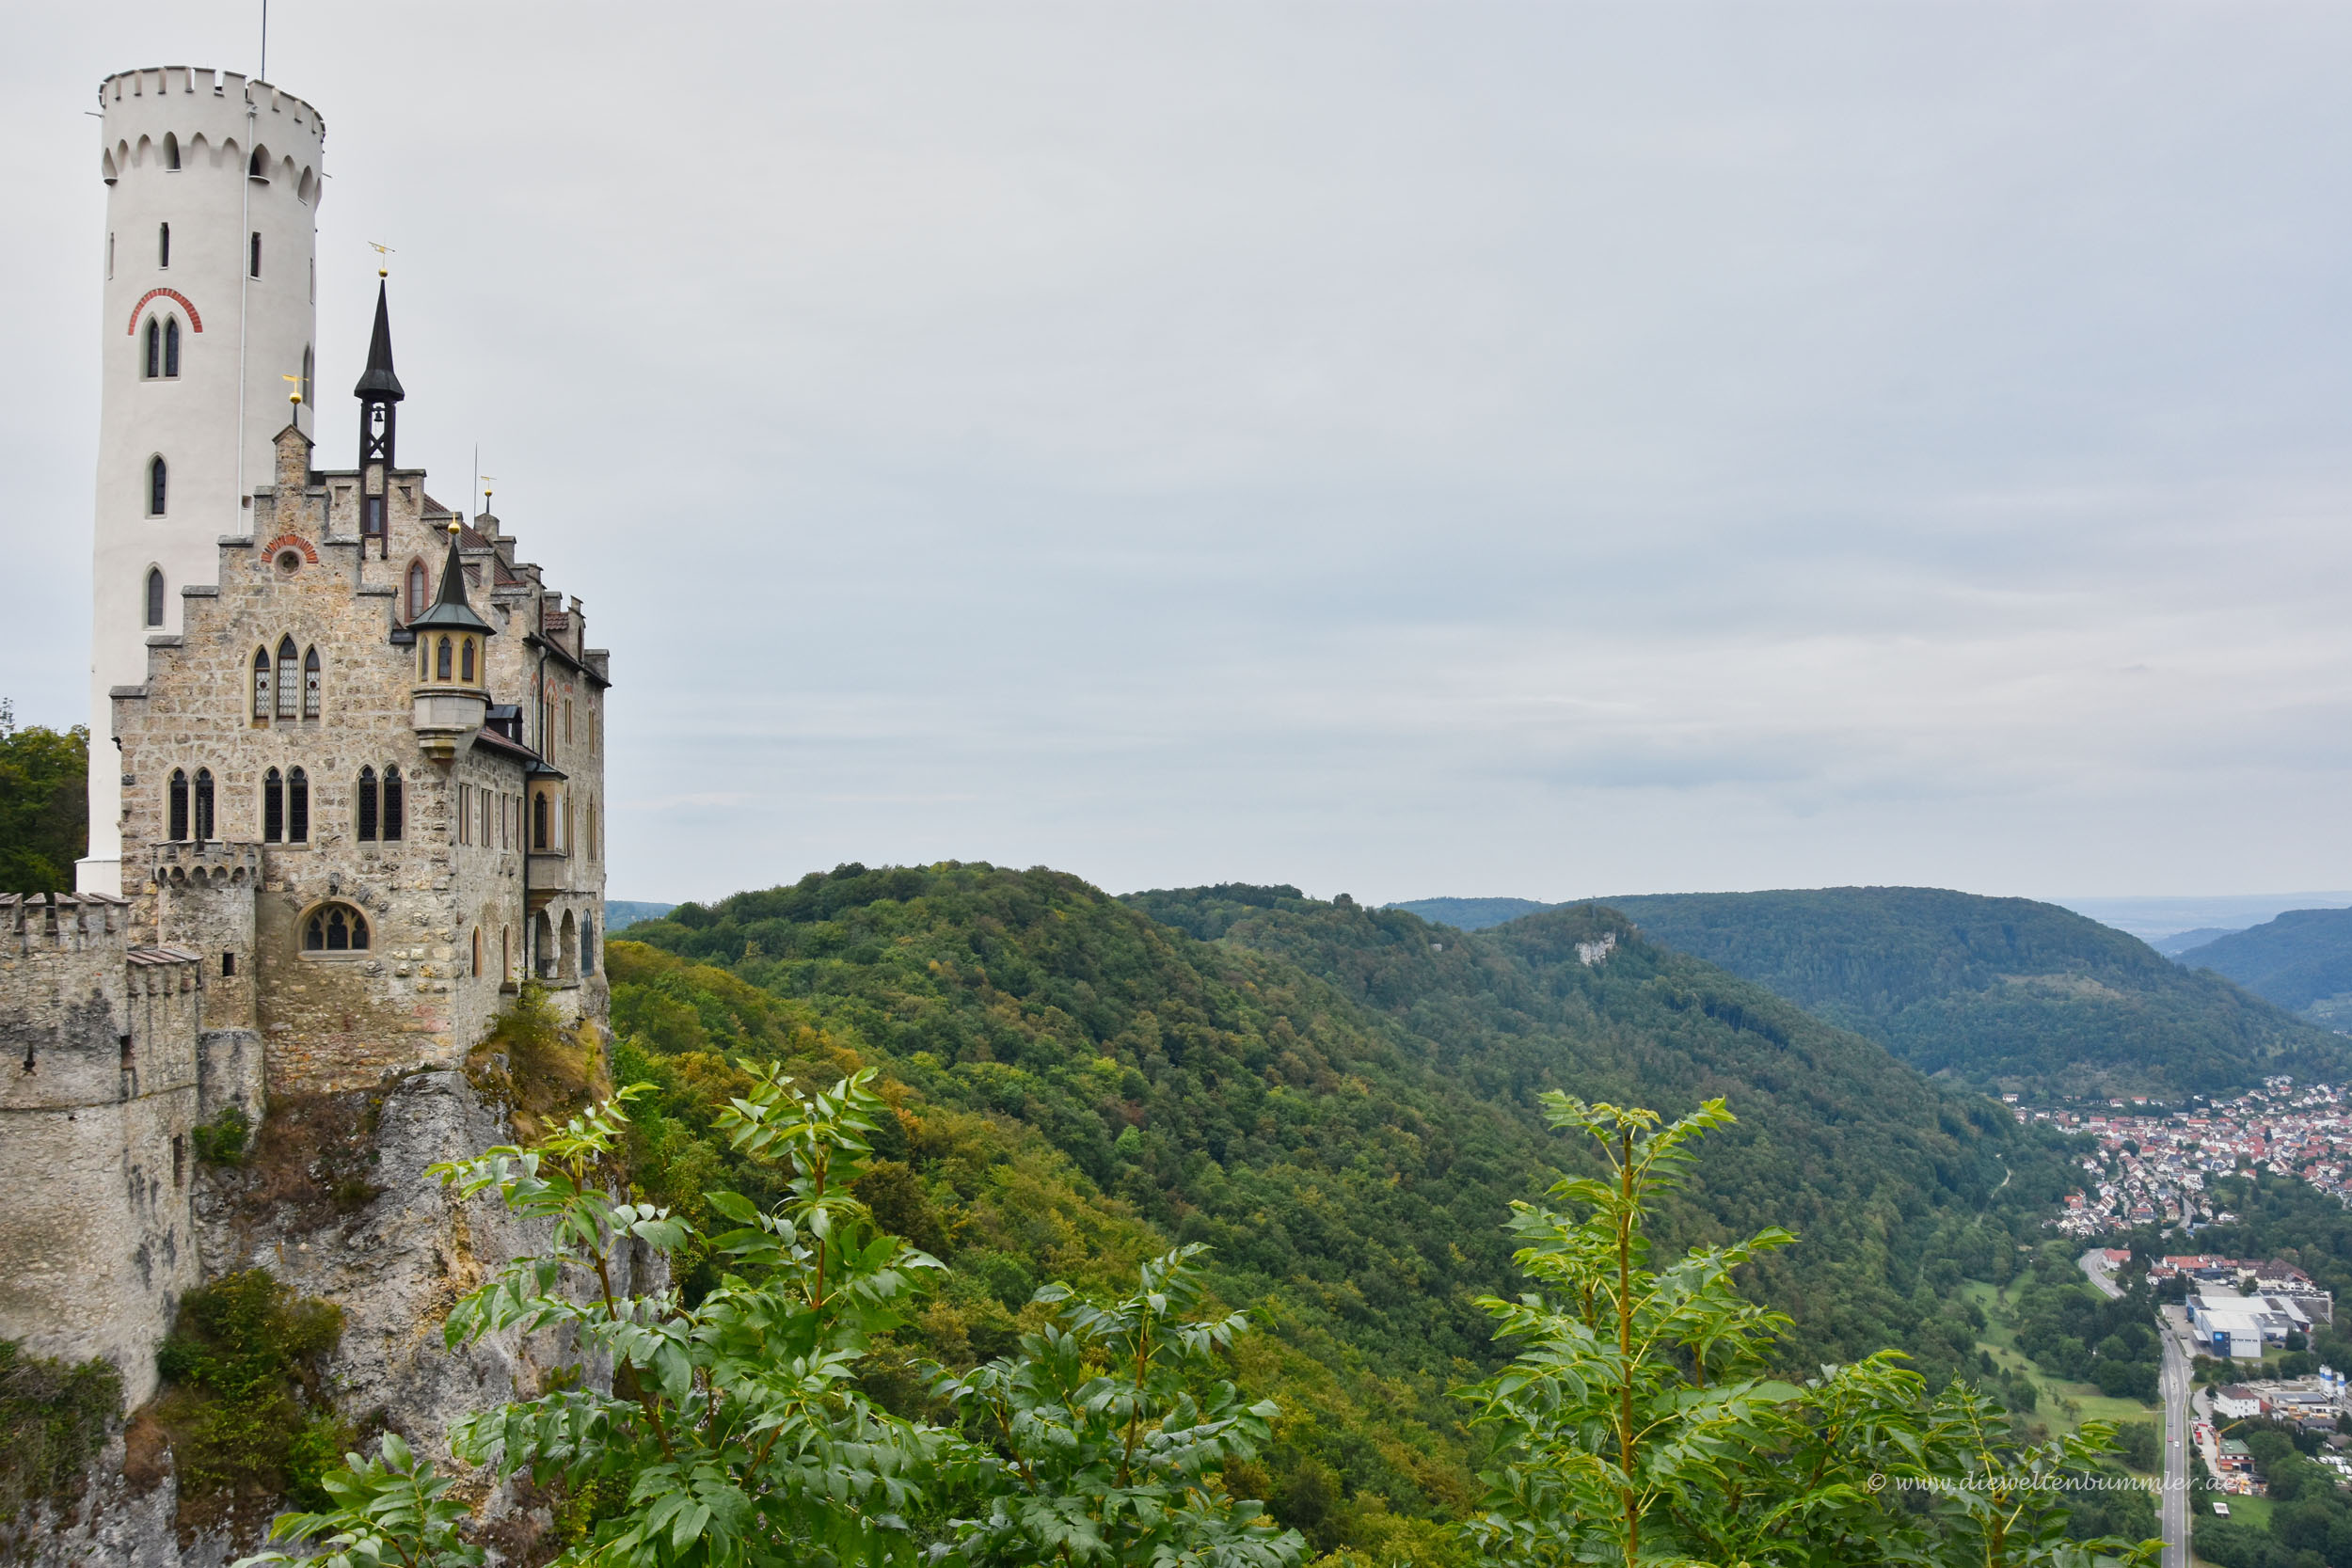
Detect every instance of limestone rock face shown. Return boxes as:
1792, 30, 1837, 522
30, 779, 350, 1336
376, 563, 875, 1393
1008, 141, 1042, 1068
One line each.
32, 1069, 645, 1567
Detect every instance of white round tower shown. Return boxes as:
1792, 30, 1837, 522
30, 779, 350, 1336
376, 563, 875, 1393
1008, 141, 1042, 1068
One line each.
81, 68, 326, 894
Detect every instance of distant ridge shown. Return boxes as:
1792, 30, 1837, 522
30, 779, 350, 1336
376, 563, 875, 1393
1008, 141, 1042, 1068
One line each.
1381, 895, 1555, 930
2177, 906, 2352, 1016
606, 900, 677, 932
2149, 927, 2245, 958
1595, 886, 2351, 1097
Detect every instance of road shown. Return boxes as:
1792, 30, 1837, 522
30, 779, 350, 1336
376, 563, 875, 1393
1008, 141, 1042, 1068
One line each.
2079, 1251, 2189, 1568
2158, 1309, 2191, 1568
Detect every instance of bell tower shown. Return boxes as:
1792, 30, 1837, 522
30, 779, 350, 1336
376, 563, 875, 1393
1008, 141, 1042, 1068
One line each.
81, 69, 326, 893
355, 277, 402, 553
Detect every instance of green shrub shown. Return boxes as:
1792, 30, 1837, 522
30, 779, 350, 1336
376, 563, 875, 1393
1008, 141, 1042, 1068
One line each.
151, 1271, 342, 1539
190, 1105, 250, 1166
0, 1340, 120, 1543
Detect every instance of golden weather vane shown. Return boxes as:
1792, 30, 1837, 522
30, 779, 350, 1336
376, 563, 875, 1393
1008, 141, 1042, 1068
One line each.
280, 372, 304, 405
367, 240, 395, 277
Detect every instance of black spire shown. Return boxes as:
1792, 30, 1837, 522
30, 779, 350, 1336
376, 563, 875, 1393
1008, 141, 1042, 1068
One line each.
356, 280, 403, 490
408, 524, 494, 638
354, 280, 405, 402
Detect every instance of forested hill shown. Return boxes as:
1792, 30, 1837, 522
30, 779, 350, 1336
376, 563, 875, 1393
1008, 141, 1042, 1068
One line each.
1592, 886, 2351, 1098
621, 867, 2069, 1406
2175, 906, 2352, 1015
1381, 895, 1554, 930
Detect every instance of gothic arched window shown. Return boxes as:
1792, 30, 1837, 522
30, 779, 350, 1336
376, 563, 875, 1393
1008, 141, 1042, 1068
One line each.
167, 768, 189, 842
275, 637, 298, 721
144, 317, 161, 378
436, 636, 453, 682
580, 917, 596, 975
286, 767, 309, 843
149, 455, 167, 516
303, 904, 371, 953
303, 646, 321, 719
262, 768, 283, 843
251, 648, 271, 721
405, 561, 428, 622
146, 568, 166, 627
382, 766, 404, 842
163, 133, 179, 171
356, 767, 377, 842
460, 638, 475, 684
164, 318, 179, 378
192, 768, 215, 841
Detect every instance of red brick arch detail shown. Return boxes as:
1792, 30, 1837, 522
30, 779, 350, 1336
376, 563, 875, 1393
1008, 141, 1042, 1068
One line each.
126, 287, 203, 335
262, 533, 319, 563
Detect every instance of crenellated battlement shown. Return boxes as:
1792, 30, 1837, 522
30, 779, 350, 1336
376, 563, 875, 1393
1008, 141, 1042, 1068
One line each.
1, 890, 132, 946
98, 68, 325, 195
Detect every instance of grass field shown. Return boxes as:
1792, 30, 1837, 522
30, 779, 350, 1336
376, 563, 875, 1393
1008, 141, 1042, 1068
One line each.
1959, 1278, 2162, 1455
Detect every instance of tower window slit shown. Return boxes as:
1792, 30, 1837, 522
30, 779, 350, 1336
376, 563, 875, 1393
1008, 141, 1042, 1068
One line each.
146, 568, 166, 627
158, 221, 169, 268
248, 230, 262, 278
149, 456, 167, 515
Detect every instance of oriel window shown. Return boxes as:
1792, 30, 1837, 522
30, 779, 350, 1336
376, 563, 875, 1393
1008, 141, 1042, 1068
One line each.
436, 636, 453, 682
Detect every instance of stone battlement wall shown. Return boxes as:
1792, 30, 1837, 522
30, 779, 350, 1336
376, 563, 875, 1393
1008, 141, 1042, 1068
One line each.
0, 895, 204, 1406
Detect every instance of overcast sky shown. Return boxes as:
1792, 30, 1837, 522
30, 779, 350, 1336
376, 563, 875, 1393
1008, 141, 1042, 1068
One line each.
7, 3, 2352, 907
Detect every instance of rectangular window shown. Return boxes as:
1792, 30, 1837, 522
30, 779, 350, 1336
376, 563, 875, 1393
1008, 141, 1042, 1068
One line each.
248, 230, 262, 277
458, 784, 469, 844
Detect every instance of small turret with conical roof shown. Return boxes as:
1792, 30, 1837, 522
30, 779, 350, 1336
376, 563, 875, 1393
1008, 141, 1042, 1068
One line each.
410, 519, 494, 758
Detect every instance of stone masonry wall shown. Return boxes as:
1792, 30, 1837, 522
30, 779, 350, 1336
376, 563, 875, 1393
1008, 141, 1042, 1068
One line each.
0, 895, 202, 1408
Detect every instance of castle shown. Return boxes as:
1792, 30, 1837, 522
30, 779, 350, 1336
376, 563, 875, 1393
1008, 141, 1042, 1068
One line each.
0, 66, 610, 1408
